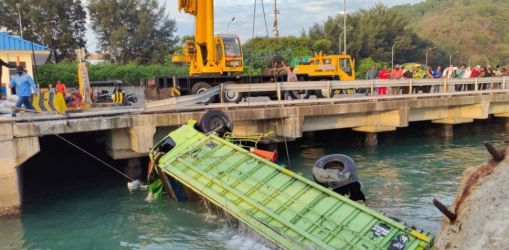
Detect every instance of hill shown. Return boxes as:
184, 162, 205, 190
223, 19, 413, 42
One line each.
394, 0, 509, 65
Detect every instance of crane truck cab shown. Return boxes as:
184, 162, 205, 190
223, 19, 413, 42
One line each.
172, 35, 243, 76
294, 52, 356, 81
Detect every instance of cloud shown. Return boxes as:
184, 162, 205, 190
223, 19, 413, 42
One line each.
86, 0, 422, 51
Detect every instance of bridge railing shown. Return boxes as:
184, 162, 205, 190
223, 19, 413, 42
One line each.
221, 77, 508, 101
145, 77, 509, 111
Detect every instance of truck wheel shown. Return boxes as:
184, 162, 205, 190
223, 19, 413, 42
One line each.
197, 110, 233, 136
315, 79, 334, 98
191, 82, 216, 103
289, 90, 311, 99
315, 89, 332, 98
222, 81, 244, 103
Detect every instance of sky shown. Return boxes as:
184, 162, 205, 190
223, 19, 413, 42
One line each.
85, 0, 423, 51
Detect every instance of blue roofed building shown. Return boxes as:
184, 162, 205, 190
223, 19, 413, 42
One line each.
0, 32, 50, 97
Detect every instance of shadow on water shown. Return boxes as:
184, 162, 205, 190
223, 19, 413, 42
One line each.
281, 118, 507, 233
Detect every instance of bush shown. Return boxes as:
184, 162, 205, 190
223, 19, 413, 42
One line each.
355, 57, 388, 79
36, 63, 188, 87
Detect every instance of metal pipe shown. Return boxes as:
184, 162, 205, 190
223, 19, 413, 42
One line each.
338, 27, 352, 54
391, 40, 404, 70
425, 47, 437, 67
343, 0, 347, 54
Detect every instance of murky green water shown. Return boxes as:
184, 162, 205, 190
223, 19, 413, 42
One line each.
1, 120, 506, 249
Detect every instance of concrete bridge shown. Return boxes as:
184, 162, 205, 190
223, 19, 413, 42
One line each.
2, 78, 509, 216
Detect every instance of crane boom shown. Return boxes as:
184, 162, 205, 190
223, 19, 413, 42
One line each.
178, 0, 216, 68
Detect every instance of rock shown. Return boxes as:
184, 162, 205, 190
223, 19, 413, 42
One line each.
434, 146, 509, 249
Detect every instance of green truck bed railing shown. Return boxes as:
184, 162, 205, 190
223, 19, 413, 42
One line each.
152, 122, 433, 249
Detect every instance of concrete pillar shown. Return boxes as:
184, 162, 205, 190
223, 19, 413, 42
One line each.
106, 129, 146, 160
365, 132, 378, 146
0, 137, 40, 217
124, 158, 142, 180
442, 124, 454, 138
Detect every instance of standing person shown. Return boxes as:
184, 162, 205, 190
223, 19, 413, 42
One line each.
55, 80, 67, 97
377, 65, 390, 95
495, 65, 503, 77
48, 84, 56, 93
470, 65, 481, 78
9, 65, 36, 110
390, 64, 403, 79
390, 64, 404, 95
422, 66, 433, 93
365, 64, 378, 80
432, 65, 442, 78
432, 65, 442, 93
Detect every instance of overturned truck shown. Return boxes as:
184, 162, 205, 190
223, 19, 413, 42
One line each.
146, 110, 433, 249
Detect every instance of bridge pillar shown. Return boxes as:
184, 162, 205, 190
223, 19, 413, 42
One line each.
365, 132, 378, 146
0, 136, 40, 217
442, 124, 454, 138
124, 158, 142, 180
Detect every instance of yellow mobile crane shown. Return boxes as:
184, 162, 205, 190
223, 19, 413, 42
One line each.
172, 0, 243, 75
168, 0, 356, 103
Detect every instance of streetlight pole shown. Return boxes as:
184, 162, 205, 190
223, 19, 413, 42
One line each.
425, 47, 437, 67
449, 51, 459, 66
338, 27, 352, 54
391, 40, 404, 70
343, 0, 347, 54
16, 3, 23, 38
226, 17, 235, 34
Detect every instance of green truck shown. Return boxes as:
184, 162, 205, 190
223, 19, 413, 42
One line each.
147, 111, 433, 249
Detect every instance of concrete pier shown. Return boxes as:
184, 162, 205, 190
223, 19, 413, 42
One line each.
365, 132, 378, 146
0, 136, 39, 216
442, 124, 454, 138
2, 92, 509, 215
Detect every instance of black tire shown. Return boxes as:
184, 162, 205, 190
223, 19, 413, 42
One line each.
315, 79, 334, 98
197, 110, 233, 136
288, 89, 311, 100
191, 82, 215, 104
312, 154, 358, 189
222, 81, 244, 103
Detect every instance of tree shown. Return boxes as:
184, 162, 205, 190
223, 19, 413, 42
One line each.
243, 36, 314, 74
0, 0, 87, 62
305, 3, 435, 65
88, 0, 178, 64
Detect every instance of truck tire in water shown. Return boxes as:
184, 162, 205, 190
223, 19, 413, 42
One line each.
222, 81, 244, 103
191, 82, 215, 104
312, 154, 358, 189
197, 110, 233, 136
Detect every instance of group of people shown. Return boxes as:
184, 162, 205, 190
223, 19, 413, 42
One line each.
365, 63, 509, 95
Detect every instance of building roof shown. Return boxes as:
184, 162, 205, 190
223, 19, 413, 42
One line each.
0, 32, 48, 51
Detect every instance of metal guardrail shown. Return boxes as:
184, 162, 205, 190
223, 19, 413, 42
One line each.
145, 77, 509, 111
222, 77, 508, 96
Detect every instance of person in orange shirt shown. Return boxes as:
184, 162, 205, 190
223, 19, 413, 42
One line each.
55, 80, 67, 97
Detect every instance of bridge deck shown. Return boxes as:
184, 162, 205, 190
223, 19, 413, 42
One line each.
154, 123, 433, 249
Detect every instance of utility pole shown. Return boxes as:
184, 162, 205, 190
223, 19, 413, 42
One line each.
16, 3, 23, 38
273, 0, 279, 37
343, 0, 347, 54
425, 47, 437, 67
391, 40, 404, 70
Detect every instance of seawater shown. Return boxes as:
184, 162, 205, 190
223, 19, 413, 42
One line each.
1, 120, 506, 249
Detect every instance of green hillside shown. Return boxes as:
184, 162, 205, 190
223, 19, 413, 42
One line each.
395, 0, 509, 65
